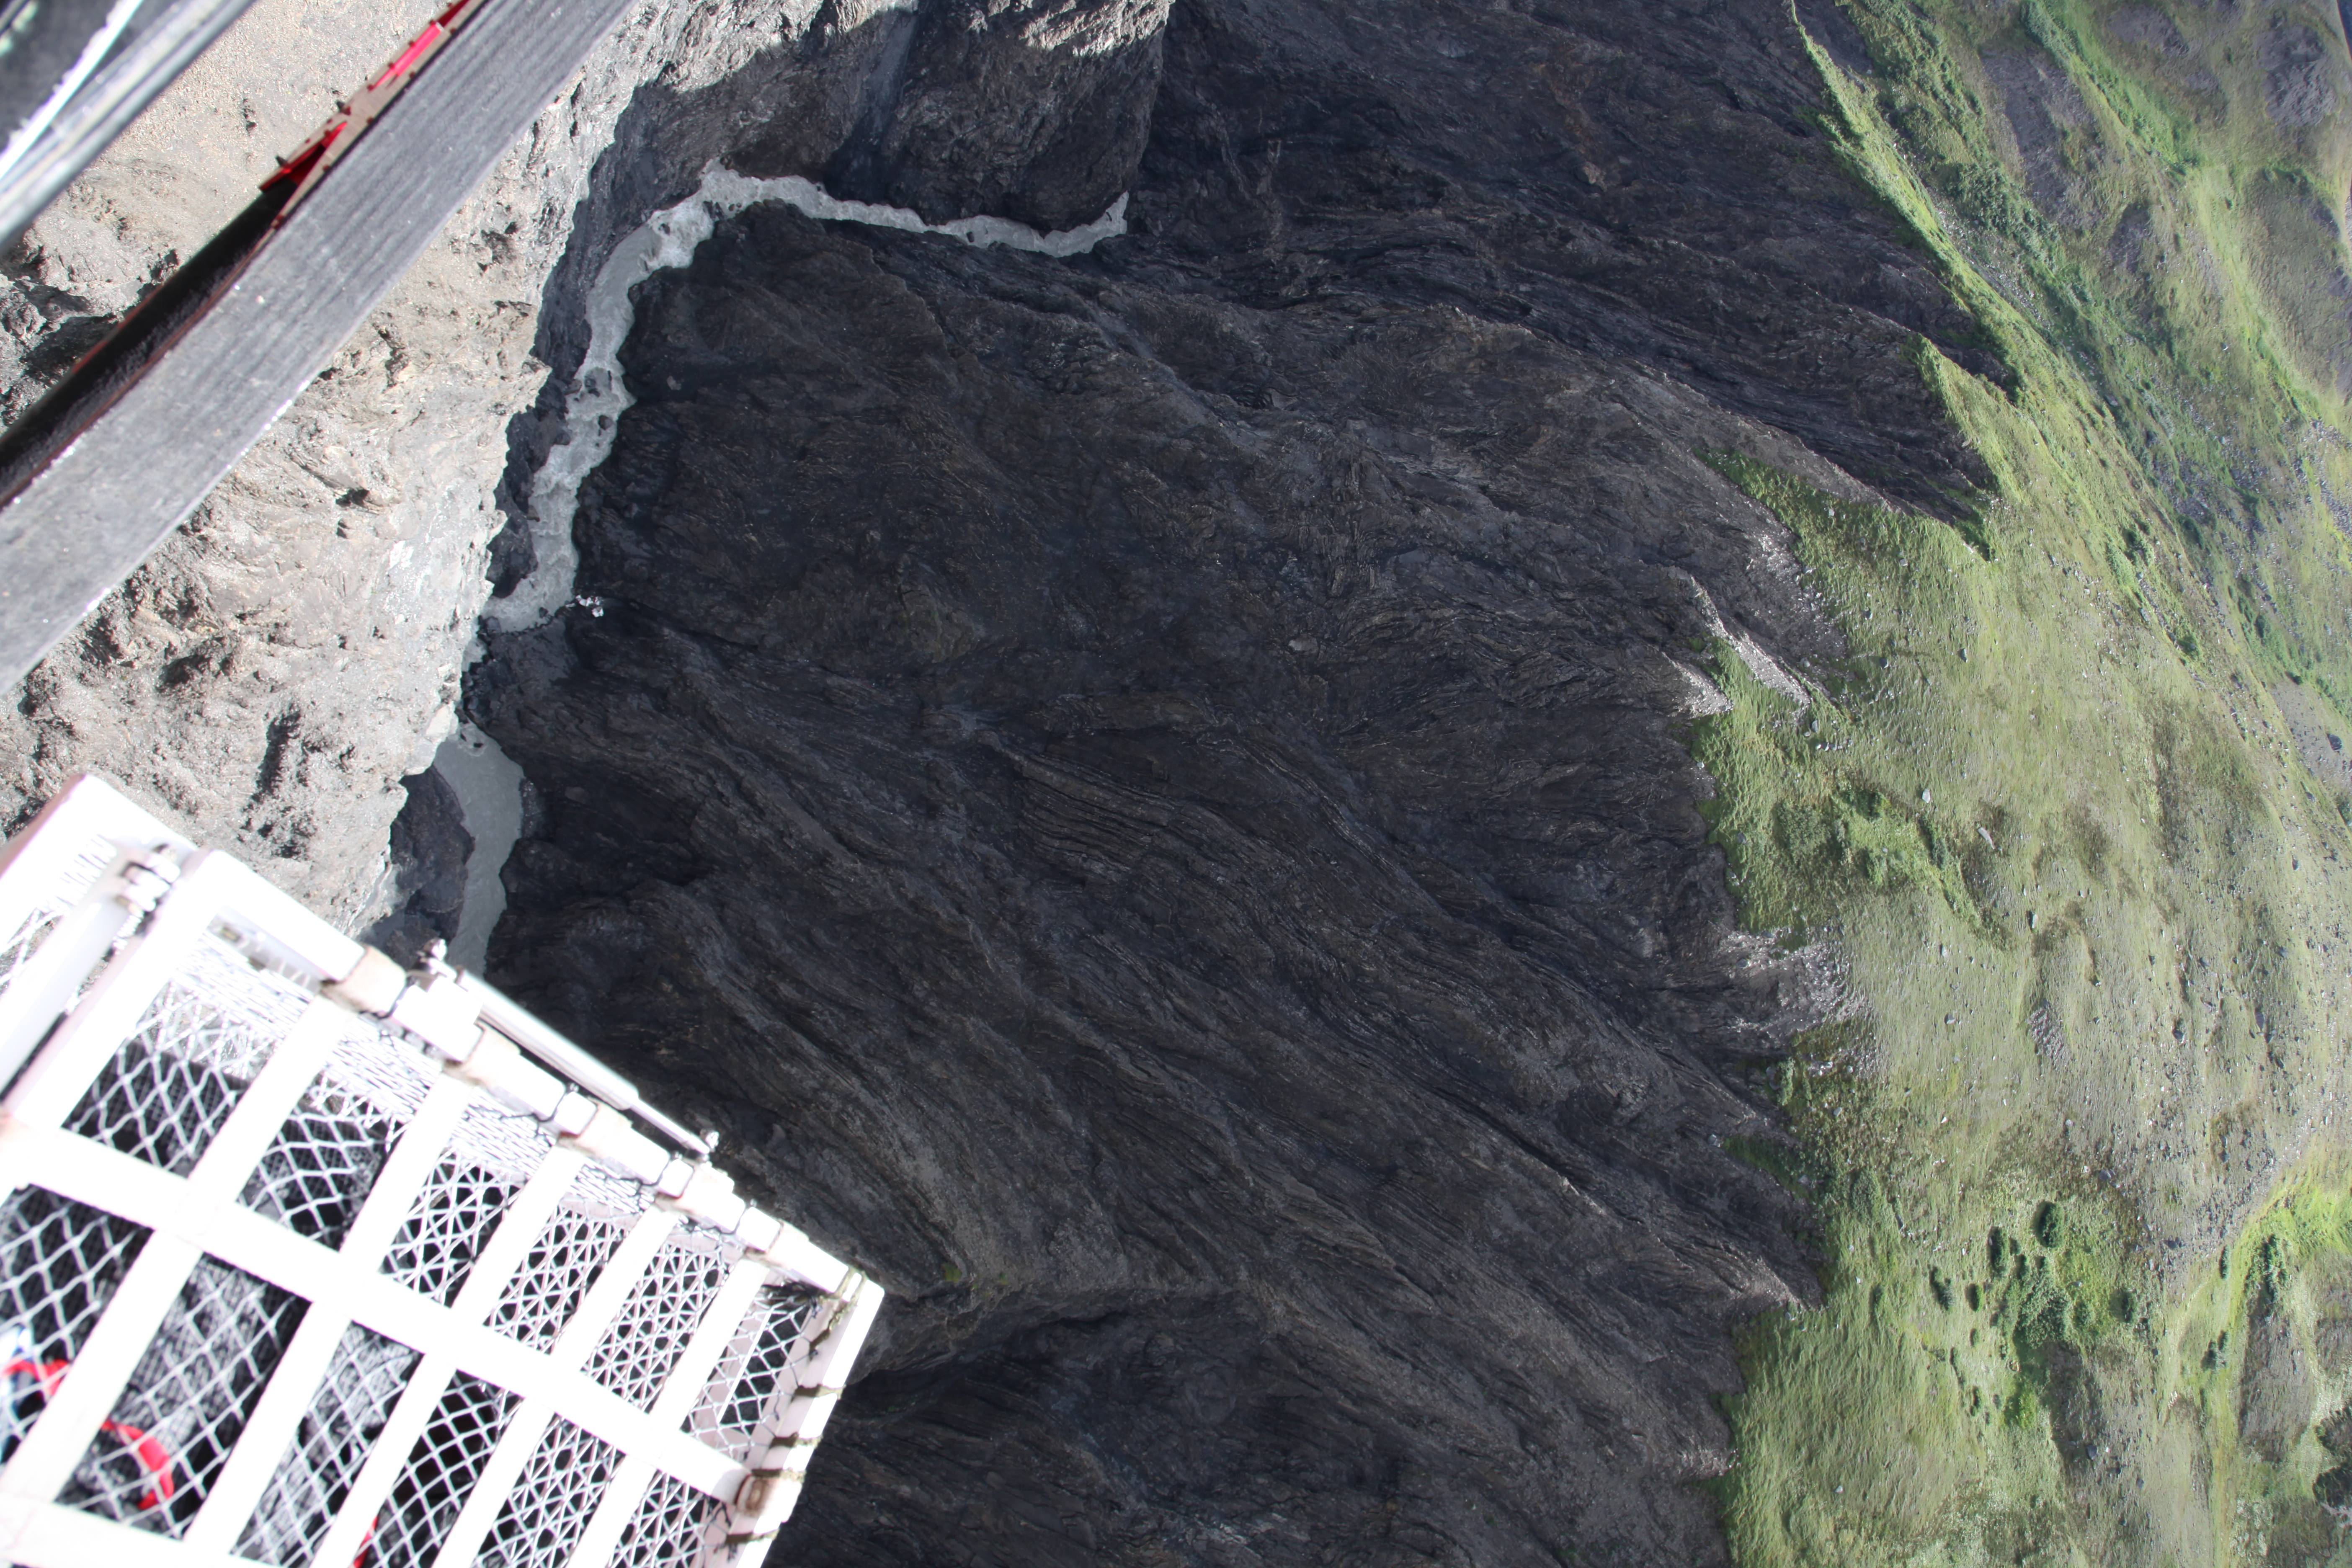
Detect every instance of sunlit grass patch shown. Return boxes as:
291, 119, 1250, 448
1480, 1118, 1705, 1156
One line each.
1705, 432, 2352, 1561
1692, 2, 2352, 1561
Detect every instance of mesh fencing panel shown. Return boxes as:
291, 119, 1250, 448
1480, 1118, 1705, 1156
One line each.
490, 1193, 629, 1351
239, 1018, 439, 1248
448, 1096, 565, 1182
309, 1016, 436, 1125
0, 1187, 150, 1463
61, 935, 318, 1174
615, 1469, 721, 1568
479, 1415, 622, 1567
234, 1323, 416, 1565
0, 786, 874, 1568
62, 1256, 305, 1537
0, 914, 57, 989
238, 1088, 394, 1248
368, 1370, 518, 1564
587, 1230, 733, 1411
0, 827, 143, 1009
64, 990, 272, 1174
381, 1155, 519, 1304
175, 930, 320, 1037
686, 1285, 828, 1461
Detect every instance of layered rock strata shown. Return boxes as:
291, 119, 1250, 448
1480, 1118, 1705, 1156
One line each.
472, 0, 1992, 1561
0, 0, 2014, 1559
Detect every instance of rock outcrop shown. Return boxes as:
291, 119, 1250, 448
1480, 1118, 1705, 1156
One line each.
466, 0, 2000, 1561
0, 0, 2021, 1559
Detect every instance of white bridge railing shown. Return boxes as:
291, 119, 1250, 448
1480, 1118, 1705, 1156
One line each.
0, 775, 879, 1567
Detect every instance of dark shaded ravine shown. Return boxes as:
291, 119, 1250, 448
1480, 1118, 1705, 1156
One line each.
465, 0, 1993, 1560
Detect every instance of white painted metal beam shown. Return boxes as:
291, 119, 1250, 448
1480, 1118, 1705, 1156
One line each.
0, 776, 880, 1567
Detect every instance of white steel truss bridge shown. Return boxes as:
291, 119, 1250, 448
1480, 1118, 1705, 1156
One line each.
0, 774, 880, 1567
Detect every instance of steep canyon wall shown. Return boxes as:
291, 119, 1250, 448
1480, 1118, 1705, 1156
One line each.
476, 2, 1989, 1563
0, 0, 2028, 1561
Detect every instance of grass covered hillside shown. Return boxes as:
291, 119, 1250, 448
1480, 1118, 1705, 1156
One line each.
1709, 1, 2352, 1563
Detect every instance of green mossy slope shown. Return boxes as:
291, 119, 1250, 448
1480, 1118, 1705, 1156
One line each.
1713, 2, 2352, 1562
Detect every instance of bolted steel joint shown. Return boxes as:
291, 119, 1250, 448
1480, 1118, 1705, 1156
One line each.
112, 848, 181, 918
325, 944, 410, 1016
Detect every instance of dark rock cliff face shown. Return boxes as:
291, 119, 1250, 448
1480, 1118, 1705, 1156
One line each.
472, 0, 1988, 1561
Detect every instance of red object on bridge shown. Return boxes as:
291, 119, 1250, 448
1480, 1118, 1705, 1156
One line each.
264, 0, 487, 203
4, 1356, 176, 1510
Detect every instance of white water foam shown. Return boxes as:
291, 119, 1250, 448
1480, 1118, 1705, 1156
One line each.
485, 166, 1130, 632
